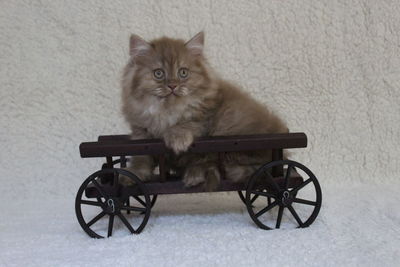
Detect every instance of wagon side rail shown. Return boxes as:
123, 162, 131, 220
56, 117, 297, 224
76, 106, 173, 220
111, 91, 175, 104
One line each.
79, 132, 307, 158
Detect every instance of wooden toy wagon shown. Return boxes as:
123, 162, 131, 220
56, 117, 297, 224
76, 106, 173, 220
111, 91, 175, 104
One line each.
76, 133, 322, 238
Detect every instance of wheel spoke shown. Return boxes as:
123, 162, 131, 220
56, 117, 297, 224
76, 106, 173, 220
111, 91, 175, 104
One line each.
87, 211, 106, 227
97, 197, 107, 210
91, 179, 108, 199
107, 215, 114, 237
80, 200, 102, 207
251, 190, 276, 199
291, 178, 312, 194
287, 205, 303, 227
284, 164, 293, 189
292, 198, 317, 206
120, 206, 146, 212
251, 194, 259, 203
121, 156, 127, 168
126, 198, 131, 214
276, 205, 284, 229
238, 191, 246, 203
255, 201, 278, 218
132, 196, 146, 207
150, 195, 158, 208
118, 213, 135, 234
264, 171, 281, 192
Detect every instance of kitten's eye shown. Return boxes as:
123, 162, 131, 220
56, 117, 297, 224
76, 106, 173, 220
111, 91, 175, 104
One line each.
178, 68, 189, 79
153, 69, 165, 80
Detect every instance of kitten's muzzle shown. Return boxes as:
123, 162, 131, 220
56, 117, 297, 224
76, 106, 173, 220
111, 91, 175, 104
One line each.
168, 84, 177, 90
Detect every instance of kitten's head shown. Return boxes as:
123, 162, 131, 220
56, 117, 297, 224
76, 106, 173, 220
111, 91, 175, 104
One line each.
123, 32, 214, 105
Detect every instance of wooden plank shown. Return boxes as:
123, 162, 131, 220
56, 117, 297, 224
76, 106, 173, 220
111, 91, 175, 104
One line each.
80, 133, 307, 158
84, 174, 304, 197
143, 179, 245, 195
80, 138, 166, 157
142, 174, 303, 195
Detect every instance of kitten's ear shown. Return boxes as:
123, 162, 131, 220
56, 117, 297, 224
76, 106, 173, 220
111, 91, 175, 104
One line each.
129, 34, 151, 58
185, 31, 204, 56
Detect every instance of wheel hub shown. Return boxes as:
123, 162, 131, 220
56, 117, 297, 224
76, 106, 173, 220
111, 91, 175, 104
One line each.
105, 198, 120, 214
279, 190, 293, 206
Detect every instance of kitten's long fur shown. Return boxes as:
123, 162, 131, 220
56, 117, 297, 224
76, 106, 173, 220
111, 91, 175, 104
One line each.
121, 32, 288, 190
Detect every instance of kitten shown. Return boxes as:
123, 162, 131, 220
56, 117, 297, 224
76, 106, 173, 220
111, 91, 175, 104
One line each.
121, 32, 288, 190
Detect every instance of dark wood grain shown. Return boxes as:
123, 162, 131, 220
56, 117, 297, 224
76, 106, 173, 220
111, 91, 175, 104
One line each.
84, 174, 304, 197
80, 132, 307, 158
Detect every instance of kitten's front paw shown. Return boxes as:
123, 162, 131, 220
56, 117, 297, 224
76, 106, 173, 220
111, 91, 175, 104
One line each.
163, 130, 194, 154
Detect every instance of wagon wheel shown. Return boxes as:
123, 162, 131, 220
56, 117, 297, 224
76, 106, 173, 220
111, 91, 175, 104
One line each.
75, 168, 151, 238
246, 160, 322, 230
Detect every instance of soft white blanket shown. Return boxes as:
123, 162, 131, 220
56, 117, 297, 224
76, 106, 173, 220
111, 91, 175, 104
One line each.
1, 182, 399, 266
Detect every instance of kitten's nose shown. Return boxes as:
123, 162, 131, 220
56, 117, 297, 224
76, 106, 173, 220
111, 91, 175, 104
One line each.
168, 84, 177, 90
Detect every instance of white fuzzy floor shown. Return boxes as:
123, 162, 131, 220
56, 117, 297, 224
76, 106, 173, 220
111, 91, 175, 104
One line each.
1, 182, 399, 267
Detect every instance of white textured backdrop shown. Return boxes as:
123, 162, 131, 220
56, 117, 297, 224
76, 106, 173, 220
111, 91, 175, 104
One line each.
1, 0, 400, 197
1, 1, 399, 266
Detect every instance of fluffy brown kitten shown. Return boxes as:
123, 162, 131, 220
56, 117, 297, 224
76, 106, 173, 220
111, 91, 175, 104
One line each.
121, 32, 288, 190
